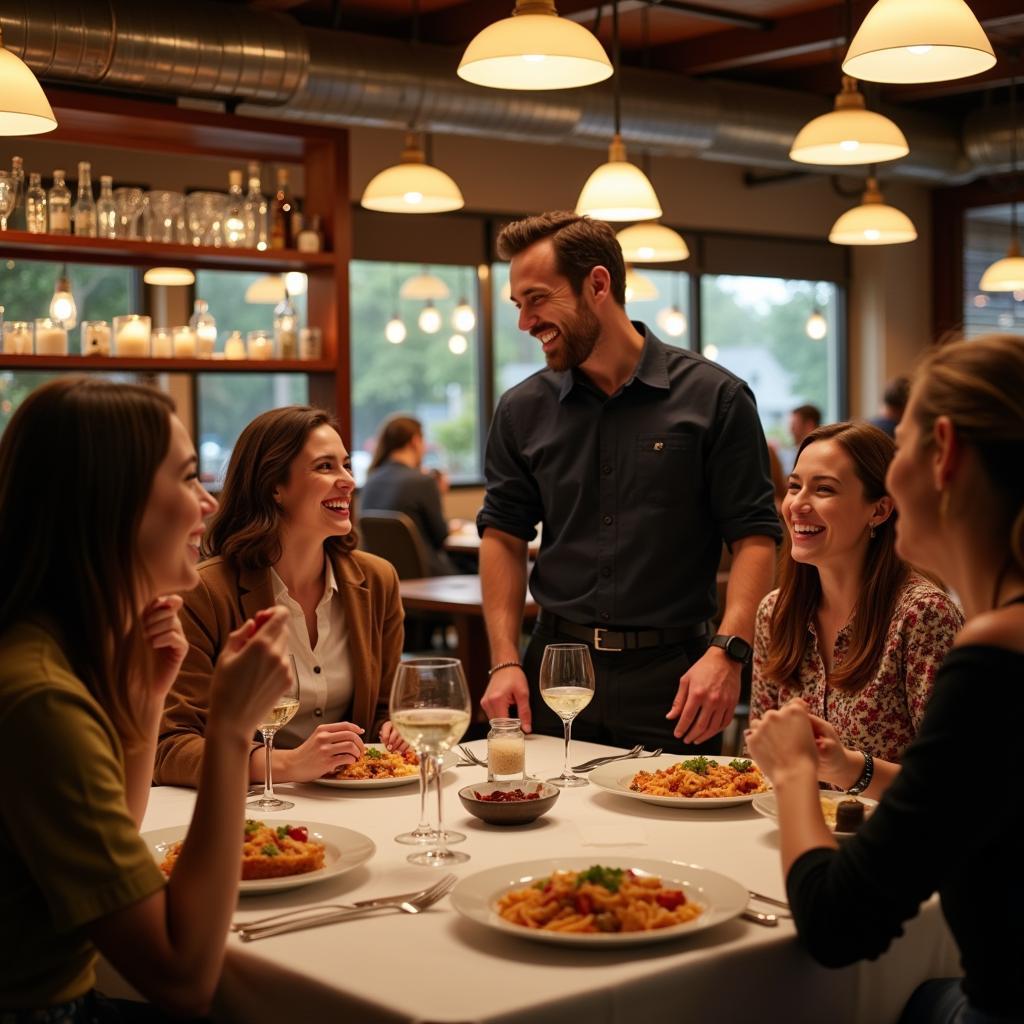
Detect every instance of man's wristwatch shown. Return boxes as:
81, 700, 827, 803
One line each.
708, 634, 753, 666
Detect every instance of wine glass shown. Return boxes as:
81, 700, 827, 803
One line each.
247, 655, 300, 812
390, 657, 471, 866
540, 643, 595, 787
0, 172, 14, 231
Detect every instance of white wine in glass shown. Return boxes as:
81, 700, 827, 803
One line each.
247, 656, 300, 811
390, 658, 471, 866
540, 643, 595, 787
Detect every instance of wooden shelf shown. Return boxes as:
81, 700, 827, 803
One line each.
0, 231, 335, 272
0, 355, 334, 374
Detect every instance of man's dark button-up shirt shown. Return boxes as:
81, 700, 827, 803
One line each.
477, 323, 782, 629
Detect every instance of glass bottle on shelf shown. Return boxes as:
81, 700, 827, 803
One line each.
224, 170, 247, 249
273, 289, 298, 359
189, 299, 218, 355
297, 213, 323, 253
244, 161, 269, 251
47, 169, 72, 235
270, 167, 292, 250
72, 161, 97, 238
25, 173, 47, 234
289, 198, 304, 248
9, 157, 25, 231
96, 175, 117, 239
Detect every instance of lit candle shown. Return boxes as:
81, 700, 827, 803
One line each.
114, 316, 151, 357
2, 322, 33, 354
80, 321, 111, 356
223, 332, 246, 360
173, 326, 197, 358
34, 319, 68, 356
151, 329, 173, 358
247, 331, 274, 360
196, 325, 217, 358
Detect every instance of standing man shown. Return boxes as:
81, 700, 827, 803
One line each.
477, 212, 780, 753
789, 404, 822, 447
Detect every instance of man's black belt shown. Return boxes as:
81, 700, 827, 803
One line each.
538, 611, 708, 652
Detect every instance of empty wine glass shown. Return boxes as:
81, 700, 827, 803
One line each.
390, 658, 471, 866
0, 172, 15, 231
113, 187, 145, 239
540, 643, 595, 787
247, 655, 300, 812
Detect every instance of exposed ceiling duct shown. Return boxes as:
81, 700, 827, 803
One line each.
0, 0, 1017, 185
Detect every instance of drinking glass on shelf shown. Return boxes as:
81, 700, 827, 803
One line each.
113, 187, 145, 239
247, 655, 300, 812
0, 171, 15, 230
390, 657, 471, 866
540, 643, 595, 787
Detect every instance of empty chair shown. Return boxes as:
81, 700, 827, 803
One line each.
358, 508, 432, 580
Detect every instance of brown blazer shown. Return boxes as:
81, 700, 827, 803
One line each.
154, 549, 404, 787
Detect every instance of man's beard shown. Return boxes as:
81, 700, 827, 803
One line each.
544, 299, 601, 372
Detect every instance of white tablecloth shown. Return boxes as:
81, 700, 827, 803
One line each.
111, 737, 959, 1024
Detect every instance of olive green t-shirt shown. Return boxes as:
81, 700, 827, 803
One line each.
0, 622, 166, 1009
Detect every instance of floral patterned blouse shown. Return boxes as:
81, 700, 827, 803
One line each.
750, 573, 963, 761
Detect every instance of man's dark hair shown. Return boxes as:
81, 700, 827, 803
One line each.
882, 375, 911, 413
792, 404, 822, 427
496, 211, 627, 305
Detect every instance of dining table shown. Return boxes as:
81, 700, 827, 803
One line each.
105, 735, 960, 1024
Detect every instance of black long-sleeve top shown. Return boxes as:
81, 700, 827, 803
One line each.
787, 645, 1024, 1017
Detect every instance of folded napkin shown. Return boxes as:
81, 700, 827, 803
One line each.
575, 820, 648, 846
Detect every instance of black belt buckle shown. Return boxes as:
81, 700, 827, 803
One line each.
593, 627, 623, 652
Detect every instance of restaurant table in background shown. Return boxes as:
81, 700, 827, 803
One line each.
103, 737, 959, 1024
444, 522, 542, 561
399, 574, 539, 715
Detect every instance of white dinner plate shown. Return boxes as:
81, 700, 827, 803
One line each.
450, 856, 747, 948
589, 754, 770, 808
311, 745, 455, 789
752, 791, 877, 838
143, 821, 376, 895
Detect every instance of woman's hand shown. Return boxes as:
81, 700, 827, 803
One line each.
806, 712, 863, 790
379, 720, 410, 753
278, 722, 365, 782
134, 595, 188, 726
208, 607, 291, 741
746, 698, 819, 785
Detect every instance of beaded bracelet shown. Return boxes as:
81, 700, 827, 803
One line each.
487, 660, 523, 678
847, 751, 874, 796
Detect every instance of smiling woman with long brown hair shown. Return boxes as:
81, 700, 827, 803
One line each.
750, 421, 962, 787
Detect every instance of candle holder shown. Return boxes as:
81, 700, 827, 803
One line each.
34, 318, 68, 356
151, 328, 173, 358
3, 321, 34, 354
80, 320, 111, 356
223, 331, 246, 360
113, 315, 152, 358
172, 325, 198, 358
246, 329, 275, 360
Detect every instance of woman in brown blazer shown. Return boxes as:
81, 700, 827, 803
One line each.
155, 406, 404, 788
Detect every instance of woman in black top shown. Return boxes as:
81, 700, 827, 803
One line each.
748, 333, 1024, 1024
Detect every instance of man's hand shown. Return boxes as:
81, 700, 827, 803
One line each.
666, 647, 741, 745
480, 666, 532, 733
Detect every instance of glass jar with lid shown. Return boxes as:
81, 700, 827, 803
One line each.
487, 717, 525, 783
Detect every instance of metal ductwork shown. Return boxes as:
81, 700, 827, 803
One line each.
0, 0, 1017, 185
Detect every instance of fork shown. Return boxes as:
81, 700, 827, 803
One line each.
457, 744, 487, 767
235, 874, 457, 942
232, 874, 455, 935
571, 746, 663, 772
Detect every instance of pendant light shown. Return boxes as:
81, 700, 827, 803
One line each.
980, 75, 1024, 292
245, 272, 307, 304
805, 308, 828, 339
400, 269, 450, 300
452, 299, 476, 333
448, 333, 468, 354
829, 174, 917, 245
624, 268, 659, 302
143, 267, 195, 286
458, 0, 612, 91
790, 76, 908, 165
385, 316, 407, 344
418, 301, 442, 334
576, 1, 661, 222
49, 266, 77, 328
656, 274, 687, 337
843, 0, 995, 85
0, 26, 58, 136
361, 131, 464, 214
617, 222, 689, 262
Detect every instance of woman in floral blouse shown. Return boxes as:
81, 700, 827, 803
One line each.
750, 421, 961, 793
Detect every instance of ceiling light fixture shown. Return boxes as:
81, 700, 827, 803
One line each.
143, 267, 196, 287
400, 270, 450, 300
980, 73, 1024, 292
49, 265, 77, 328
360, 131, 464, 214
418, 301, 442, 334
790, 76, 909, 165
0, 26, 58, 136
448, 333, 468, 354
616, 222, 689, 263
843, 0, 995, 85
452, 298, 476, 333
576, 1, 661, 222
385, 315, 408, 344
829, 174, 917, 245
458, 0, 612, 91
805, 308, 828, 339
625, 268, 659, 302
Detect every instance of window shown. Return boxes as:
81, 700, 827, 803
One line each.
701, 275, 840, 448
349, 260, 481, 485
963, 205, 1024, 338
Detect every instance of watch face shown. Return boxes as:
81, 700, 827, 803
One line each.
728, 637, 752, 661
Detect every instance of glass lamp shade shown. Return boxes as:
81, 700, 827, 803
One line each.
842, 0, 995, 85
457, 1, 612, 91
656, 305, 687, 337
143, 267, 196, 286
452, 300, 476, 332
624, 269, 659, 302
616, 222, 689, 263
0, 34, 58, 136
979, 240, 1024, 292
805, 310, 828, 340
361, 133, 464, 214
49, 272, 77, 329
790, 78, 909, 165
400, 273, 450, 300
829, 178, 917, 245
245, 275, 287, 303
448, 333, 469, 354
385, 315, 407, 344
576, 135, 662, 222
418, 303, 443, 334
